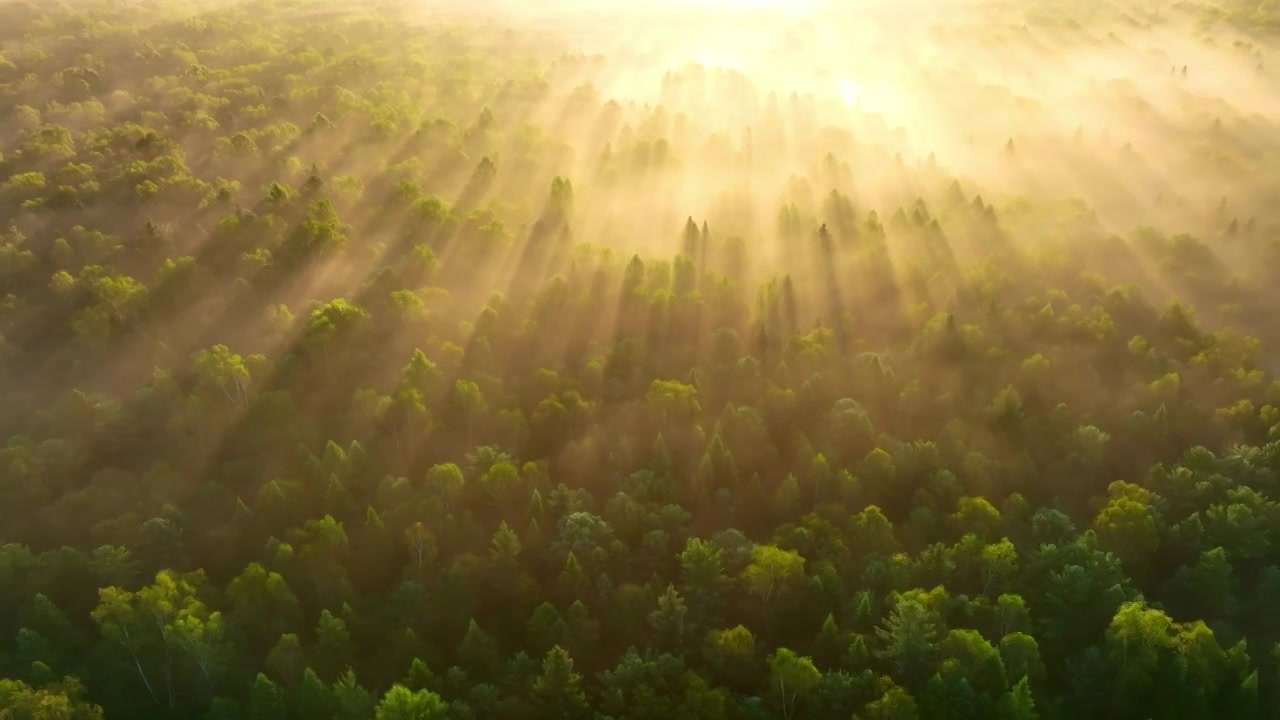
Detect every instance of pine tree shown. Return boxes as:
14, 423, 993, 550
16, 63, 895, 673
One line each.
531, 646, 588, 719
997, 676, 1038, 720
249, 673, 287, 720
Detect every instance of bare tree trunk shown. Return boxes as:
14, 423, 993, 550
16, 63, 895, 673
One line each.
131, 652, 159, 704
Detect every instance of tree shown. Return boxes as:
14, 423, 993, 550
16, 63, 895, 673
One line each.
863, 686, 920, 720
304, 299, 369, 361
333, 669, 376, 720
768, 648, 821, 720
705, 625, 759, 690
0, 676, 103, 720
526, 603, 567, 654
921, 664, 978, 720
374, 685, 449, 720
404, 522, 437, 572
680, 537, 728, 632
531, 646, 588, 719
90, 588, 157, 703
953, 497, 1003, 541
1092, 498, 1159, 571
814, 613, 844, 669
698, 434, 739, 496
875, 598, 941, 690
280, 199, 348, 266
940, 629, 1006, 697
315, 610, 352, 680
454, 380, 486, 447
425, 463, 465, 513
648, 584, 688, 652
741, 545, 805, 624
1104, 601, 1174, 686
265, 634, 306, 685
979, 539, 1018, 596
597, 650, 719, 719
563, 601, 599, 664
489, 521, 522, 574
997, 677, 1038, 720
172, 603, 226, 691
647, 379, 700, 420
558, 551, 591, 603
1163, 546, 1239, 621
992, 595, 1032, 638
851, 506, 901, 558
193, 344, 251, 411
294, 515, 351, 603
998, 634, 1045, 689
92, 570, 217, 708
457, 619, 500, 680
249, 673, 287, 720
775, 473, 802, 518
293, 668, 335, 719
225, 563, 301, 648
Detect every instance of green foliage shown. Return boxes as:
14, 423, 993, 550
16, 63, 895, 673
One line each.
767, 647, 821, 720
1, 1, 1280, 719
249, 673, 286, 720
531, 646, 589, 719
875, 598, 942, 690
0, 676, 102, 720
742, 545, 805, 620
374, 684, 448, 720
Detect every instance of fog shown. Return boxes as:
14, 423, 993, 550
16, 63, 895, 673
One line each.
403, 0, 1278, 247
325, 0, 1276, 334
4, 0, 1279, 394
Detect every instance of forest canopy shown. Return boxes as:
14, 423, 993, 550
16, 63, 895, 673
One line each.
0, 0, 1279, 718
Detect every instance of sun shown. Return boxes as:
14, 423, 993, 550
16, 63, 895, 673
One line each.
672, 0, 795, 9
838, 77, 862, 107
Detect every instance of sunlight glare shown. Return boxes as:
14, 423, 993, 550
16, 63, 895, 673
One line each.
837, 77, 861, 107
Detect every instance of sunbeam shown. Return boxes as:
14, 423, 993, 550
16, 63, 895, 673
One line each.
2, 0, 1280, 717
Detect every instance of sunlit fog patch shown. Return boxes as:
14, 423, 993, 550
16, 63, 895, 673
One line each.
837, 77, 861, 107
693, 53, 745, 71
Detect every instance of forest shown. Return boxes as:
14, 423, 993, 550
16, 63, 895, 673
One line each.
1, 0, 1279, 717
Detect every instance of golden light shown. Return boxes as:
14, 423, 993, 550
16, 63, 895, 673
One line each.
837, 77, 861, 108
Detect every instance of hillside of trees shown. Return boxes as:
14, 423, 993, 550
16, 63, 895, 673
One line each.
1, 0, 1280, 718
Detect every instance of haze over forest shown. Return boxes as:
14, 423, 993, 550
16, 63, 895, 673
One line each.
1, 0, 1280, 718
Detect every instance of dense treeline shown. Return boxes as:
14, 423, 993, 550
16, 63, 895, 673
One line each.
2, 0, 1280, 718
